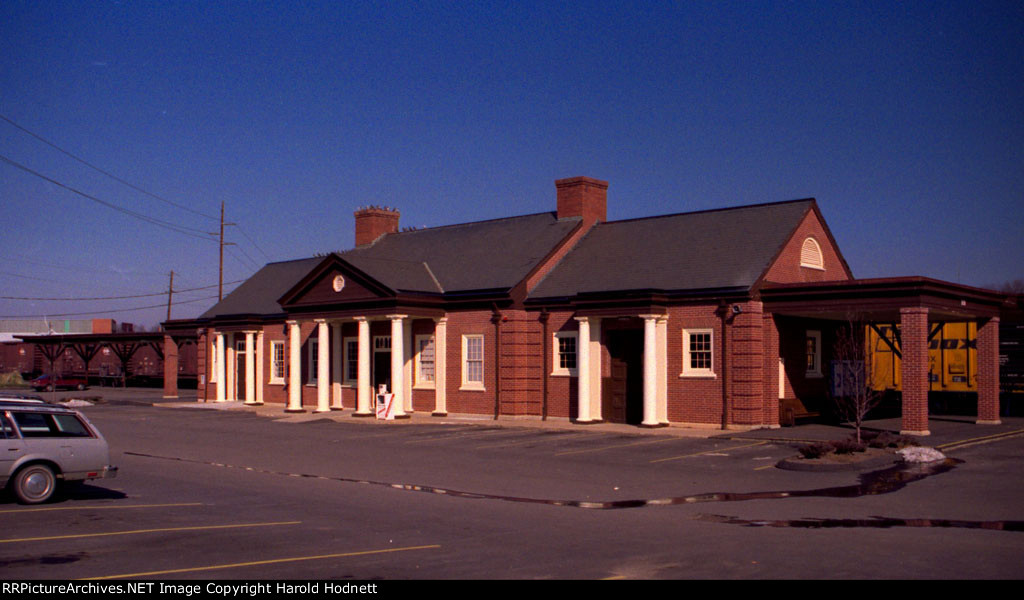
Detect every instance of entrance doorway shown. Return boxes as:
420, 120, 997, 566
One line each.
603, 329, 643, 424
234, 339, 246, 400
373, 336, 392, 393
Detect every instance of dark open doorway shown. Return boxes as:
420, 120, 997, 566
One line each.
603, 329, 644, 424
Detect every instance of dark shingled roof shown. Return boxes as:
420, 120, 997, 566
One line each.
338, 212, 580, 293
529, 199, 815, 298
199, 257, 321, 319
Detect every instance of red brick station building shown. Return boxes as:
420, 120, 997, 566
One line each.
164, 177, 1007, 435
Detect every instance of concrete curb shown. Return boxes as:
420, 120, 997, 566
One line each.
776, 452, 899, 472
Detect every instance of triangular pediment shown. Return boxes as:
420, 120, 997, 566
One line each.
278, 255, 395, 308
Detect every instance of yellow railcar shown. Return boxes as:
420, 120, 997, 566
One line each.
867, 322, 977, 392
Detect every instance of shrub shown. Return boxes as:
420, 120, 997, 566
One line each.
832, 439, 866, 454
0, 371, 26, 386
798, 442, 835, 459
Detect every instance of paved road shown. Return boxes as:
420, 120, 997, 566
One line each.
2, 398, 1023, 579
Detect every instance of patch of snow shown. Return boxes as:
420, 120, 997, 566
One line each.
897, 446, 946, 463
61, 399, 95, 407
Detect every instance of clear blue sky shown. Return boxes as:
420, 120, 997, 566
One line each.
2, 1, 1021, 328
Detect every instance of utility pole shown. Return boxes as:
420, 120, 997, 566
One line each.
166, 270, 175, 321
216, 201, 236, 301
219, 202, 225, 301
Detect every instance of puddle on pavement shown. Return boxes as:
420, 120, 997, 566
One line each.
0, 553, 87, 567
695, 514, 1024, 531
126, 452, 968, 513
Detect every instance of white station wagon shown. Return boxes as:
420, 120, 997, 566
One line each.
1, 401, 117, 504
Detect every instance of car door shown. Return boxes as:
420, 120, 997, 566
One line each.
9, 411, 103, 478
0, 412, 27, 480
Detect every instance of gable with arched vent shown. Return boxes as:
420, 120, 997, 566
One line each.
761, 206, 852, 284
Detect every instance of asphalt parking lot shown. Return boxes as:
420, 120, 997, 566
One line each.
3, 388, 1023, 579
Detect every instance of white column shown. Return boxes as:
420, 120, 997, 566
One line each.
589, 317, 602, 421
331, 322, 342, 409
286, 320, 304, 412
255, 330, 264, 405
657, 316, 668, 424
316, 319, 330, 413
641, 315, 659, 427
244, 331, 256, 405
433, 317, 448, 415
355, 317, 372, 415
226, 334, 235, 401
215, 332, 226, 403
403, 318, 414, 413
575, 316, 592, 423
389, 315, 408, 418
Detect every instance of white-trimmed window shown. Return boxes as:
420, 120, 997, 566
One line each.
415, 335, 436, 388
461, 334, 485, 390
806, 330, 822, 377
307, 338, 319, 384
270, 340, 285, 384
342, 337, 358, 385
682, 329, 715, 377
800, 237, 825, 270
552, 331, 578, 376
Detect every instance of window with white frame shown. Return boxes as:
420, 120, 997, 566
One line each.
806, 330, 822, 377
552, 331, 578, 376
270, 340, 285, 384
415, 335, 435, 387
307, 338, 318, 384
461, 334, 485, 390
682, 329, 714, 377
342, 337, 358, 385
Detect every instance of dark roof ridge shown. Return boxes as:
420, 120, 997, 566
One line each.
375, 210, 564, 237
262, 255, 323, 266
600, 197, 815, 226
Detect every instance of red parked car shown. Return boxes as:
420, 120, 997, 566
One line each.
29, 374, 88, 392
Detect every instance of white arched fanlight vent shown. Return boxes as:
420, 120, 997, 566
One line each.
800, 237, 824, 270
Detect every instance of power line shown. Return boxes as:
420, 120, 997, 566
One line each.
0, 279, 246, 301
0, 253, 164, 278
0, 294, 219, 319
0, 154, 217, 241
230, 223, 273, 261
0, 113, 219, 221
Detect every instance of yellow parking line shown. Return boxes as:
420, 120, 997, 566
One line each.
0, 502, 203, 515
555, 436, 678, 456
754, 464, 776, 471
405, 429, 503, 444
650, 441, 768, 464
1, 521, 300, 544
601, 575, 627, 580
936, 428, 1024, 450
476, 433, 601, 450
84, 544, 442, 579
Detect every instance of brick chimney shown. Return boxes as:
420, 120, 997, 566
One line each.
555, 176, 607, 226
354, 206, 400, 247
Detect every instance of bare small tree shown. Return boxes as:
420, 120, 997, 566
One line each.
829, 319, 884, 443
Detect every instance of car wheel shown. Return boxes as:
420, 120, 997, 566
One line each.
45, 384, 54, 392
76, 383, 85, 391
13, 464, 57, 504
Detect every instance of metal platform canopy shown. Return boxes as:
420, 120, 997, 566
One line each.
15, 330, 197, 398
760, 276, 1007, 435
